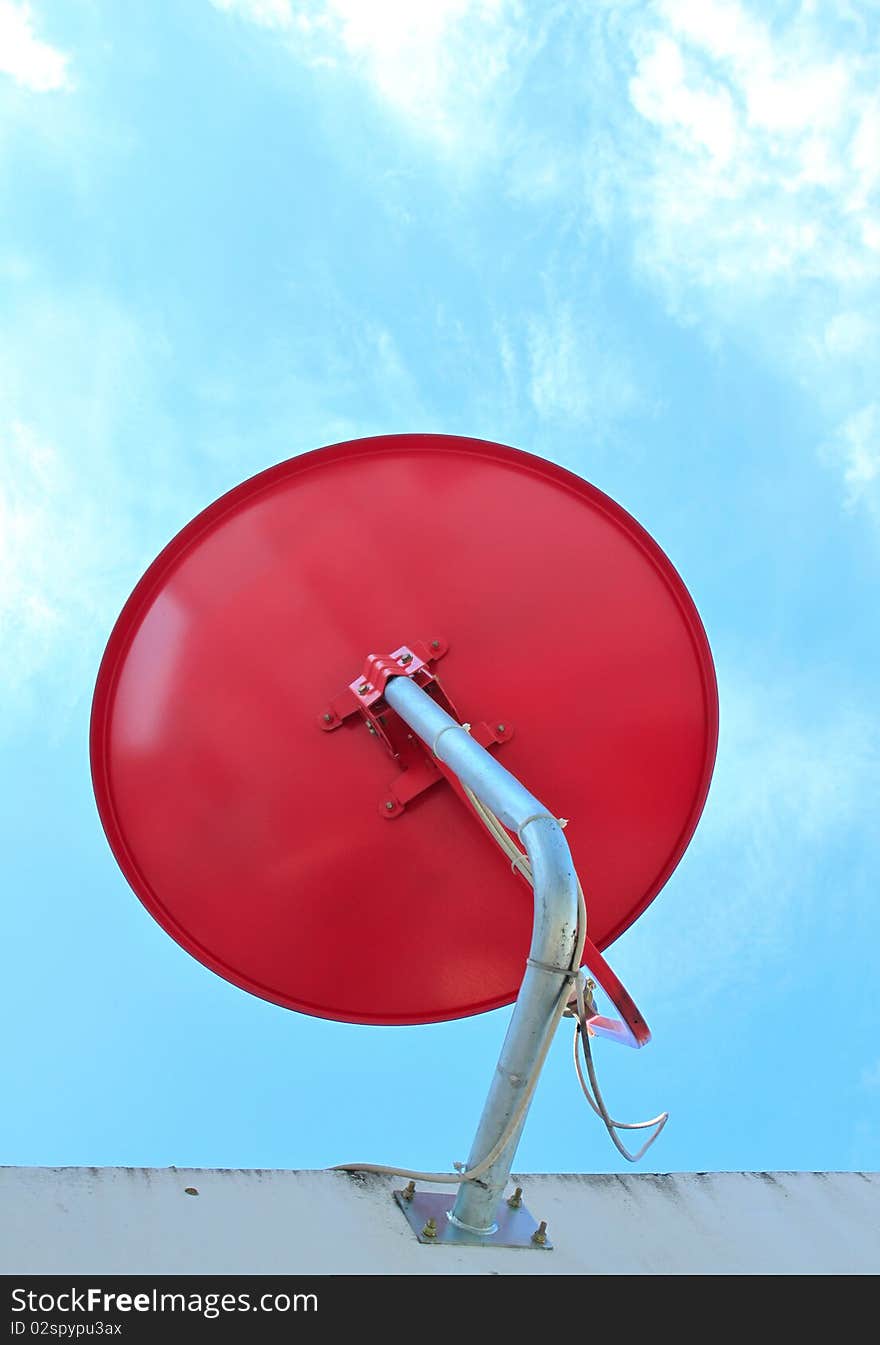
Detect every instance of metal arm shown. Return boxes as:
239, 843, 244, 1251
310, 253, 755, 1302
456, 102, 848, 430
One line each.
383, 674, 580, 1234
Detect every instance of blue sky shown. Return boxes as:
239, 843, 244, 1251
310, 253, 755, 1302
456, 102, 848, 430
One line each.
1, 0, 878, 1180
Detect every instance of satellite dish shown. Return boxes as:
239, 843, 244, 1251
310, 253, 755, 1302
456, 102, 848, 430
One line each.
90, 432, 717, 1245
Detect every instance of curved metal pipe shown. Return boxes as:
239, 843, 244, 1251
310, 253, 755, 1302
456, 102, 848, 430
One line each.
383, 675, 580, 1234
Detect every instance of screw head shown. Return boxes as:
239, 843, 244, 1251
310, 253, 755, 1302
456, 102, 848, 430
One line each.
497, 723, 506, 733
385, 801, 395, 812
431, 639, 440, 650
399, 652, 413, 665
322, 712, 333, 723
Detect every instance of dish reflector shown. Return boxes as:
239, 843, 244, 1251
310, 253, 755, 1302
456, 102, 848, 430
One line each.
90, 434, 717, 1025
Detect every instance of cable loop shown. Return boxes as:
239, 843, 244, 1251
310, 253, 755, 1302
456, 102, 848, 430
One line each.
516, 812, 556, 843
332, 786, 667, 1182
431, 723, 465, 757
526, 956, 579, 981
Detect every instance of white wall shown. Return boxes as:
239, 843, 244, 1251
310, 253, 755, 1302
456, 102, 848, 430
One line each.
2, 1167, 877, 1275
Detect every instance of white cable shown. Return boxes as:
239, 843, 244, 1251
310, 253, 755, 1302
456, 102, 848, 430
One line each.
467, 786, 669, 1162
332, 972, 578, 1185
333, 776, 665, 1182
571, 973, 668, 1162
333, 789, 586, 1185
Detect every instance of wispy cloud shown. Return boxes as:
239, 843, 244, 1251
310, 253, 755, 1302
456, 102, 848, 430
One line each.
211, 0, 294, 30
602, 2, 880, 517
623, 0, 879, 298
211, 0, 530, 155
824, 404, 880, 518
524, 303, 639, 432
326, 0, 527, 151
0, 288, 185, 726
861, 1059, 880, 1092
0, 267, 446, 729
0, 422, 65, 693
210, 1, 880, 520
0, 2, 72, 92
821, 311, 879, 362
622, 666, 880, 1004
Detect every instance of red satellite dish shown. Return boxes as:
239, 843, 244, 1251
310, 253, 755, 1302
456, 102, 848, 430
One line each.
90, 433, 717, 1027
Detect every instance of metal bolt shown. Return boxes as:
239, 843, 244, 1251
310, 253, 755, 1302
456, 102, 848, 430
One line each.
322, 712, 333, 723
401, 1181, 416, 1202
531, 1220, 548, 1246
385, 801, 395, 812
399, 652, 413, 665
358, 682, 370, 695
422, 1218, 438, 1239
366, 723, 377, 735
431, 639, 440, 650
497, 723, 506, 734
507, 1186, 523, 1209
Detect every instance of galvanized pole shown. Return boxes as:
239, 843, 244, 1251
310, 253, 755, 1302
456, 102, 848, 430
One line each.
383, 675, 580, 1235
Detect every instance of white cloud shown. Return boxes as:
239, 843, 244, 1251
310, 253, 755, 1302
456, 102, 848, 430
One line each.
0, 289, 189, 725
629, 32, 739, 167
525, 304, 638, 431
210, 0, 294, 30
713, 681, 877, 851
589, 2, 880, 517
327, 0, 522, 149
0, 2, 72, 92
210, 1, 880, 513
209, 1, 880, 294
825, 404, 880, 515
624, 2, 879, 296
211, 0, 527, 153
359, 320, 426, 422
624, 668, 880, 1003
0, 422, 68, 694
0, 273, 442, 729
823, 312, 878, 360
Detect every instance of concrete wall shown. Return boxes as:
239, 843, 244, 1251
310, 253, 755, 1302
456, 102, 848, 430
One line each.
2, 1167, 877, 1275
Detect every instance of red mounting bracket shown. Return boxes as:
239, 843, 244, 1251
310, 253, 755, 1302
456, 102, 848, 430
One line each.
318, 639, 648, 1047
318, 638, 513, 818
570, 937, 651, 1049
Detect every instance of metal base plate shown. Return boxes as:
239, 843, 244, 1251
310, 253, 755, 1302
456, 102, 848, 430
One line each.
394, 1190, 553, 1249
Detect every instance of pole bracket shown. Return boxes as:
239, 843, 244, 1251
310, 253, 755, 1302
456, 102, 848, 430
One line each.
317, 639, 514, 818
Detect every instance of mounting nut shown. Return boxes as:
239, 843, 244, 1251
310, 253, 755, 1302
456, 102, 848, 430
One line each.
422, 1218, 438, 1239
401, 1181, 416, 1202
507, 1186, 523, 1209
531, 1220, 548, 1246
